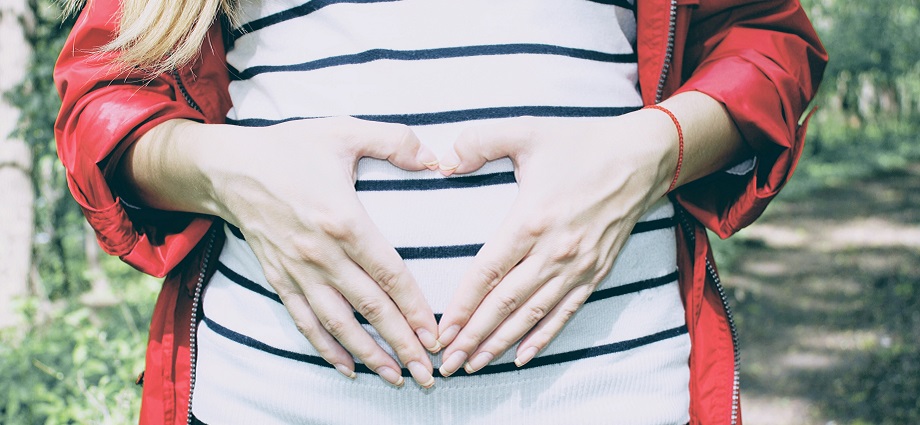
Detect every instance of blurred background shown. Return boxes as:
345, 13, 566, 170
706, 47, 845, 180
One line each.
0, 0, 917, 423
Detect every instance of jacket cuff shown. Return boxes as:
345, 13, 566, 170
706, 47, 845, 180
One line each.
59, 88, 206, 273
673, 55, 807, 238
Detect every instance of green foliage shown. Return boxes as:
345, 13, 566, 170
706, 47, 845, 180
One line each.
787, 0, 920, 197
805, 0, 920, 80
0, 2, 161, 423
8, 0, 72, 159
0, 269, 159, 424
5, 0, 87, 300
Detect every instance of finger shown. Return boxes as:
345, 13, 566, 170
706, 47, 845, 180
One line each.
345, 118, 437, 171
339, 216, 441, 354
324, 260, 436, 388
300, 280, 411, 387
436, 201, 539, 348
276, 290, 357, 380
463, 276, 571, 373
439, 118, 534, 176
514, 284, 595, 367
440, 258, 552, 376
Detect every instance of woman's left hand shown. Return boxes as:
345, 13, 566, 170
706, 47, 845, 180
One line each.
434, 110, 680, 376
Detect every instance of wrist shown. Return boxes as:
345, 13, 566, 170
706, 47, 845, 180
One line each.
123, 119, 239, 218
641, 105, 684, 195
617, 109, 681, 200
654, 91, 745, 187
181, 121, 258, 222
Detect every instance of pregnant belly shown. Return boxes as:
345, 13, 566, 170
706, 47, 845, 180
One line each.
206, 149, 682, 369
354, 156, 518, 313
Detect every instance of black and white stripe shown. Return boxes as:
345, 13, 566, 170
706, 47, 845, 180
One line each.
193, 1, 689, 423
200, 310, 687, 377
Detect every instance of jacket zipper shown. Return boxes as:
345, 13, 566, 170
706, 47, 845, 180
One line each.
676, 206, 741, 425
186, 228, 216, 425
175, 14, 740, 423
172, 69, 204, 114
173, 68, 211, 425
653, 0, 679, 104
656, 2, 740, 423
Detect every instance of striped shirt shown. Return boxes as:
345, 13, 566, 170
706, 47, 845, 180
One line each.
192, 1, 690, 423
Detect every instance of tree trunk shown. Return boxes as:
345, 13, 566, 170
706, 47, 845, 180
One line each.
0, 0, 35, 328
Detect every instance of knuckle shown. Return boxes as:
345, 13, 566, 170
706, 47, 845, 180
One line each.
370, 265, 403, 294
355, 298, 387, 324
316, 214, 358, 242
557, 304, 579, 323
291, 316, 316, 337
481, 336, 513, 354
330, 116, 364, 147
465, 328, 491, 345
520, 217, 550, 238
388, 339, 417, 360
322, 317, 348, 339
574, 255, 600, 277
262, 268, 284, 285
495, 294, 520, 318
293, 239, 324, 263
525, 305, 549, 326
393, 124, 415, 146
549, 235, 582, 263
274, 288, 300, 304
474, 261, 505, 289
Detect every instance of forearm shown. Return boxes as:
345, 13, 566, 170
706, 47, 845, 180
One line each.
650, 90, 749, 190
117, 119, 232, 217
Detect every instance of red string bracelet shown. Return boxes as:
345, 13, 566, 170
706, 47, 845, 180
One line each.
644, 104, 684, 193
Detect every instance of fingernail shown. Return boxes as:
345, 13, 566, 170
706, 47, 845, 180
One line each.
416, 328, 442, 353
438, 351, 467, 377
438, 152, 460, 176
417, 145, 439, 170
376, 366, 405, 387
335, 363, 356, 379
438, 325, 460, 347
464, 352, 493, 374
406, 361, 435, 389
514, 346, 539, 368
438, 162, 458, 176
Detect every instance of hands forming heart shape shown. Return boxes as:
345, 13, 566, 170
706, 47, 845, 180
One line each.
127, 91, 736, 390
121, 90, 740, 390
203, 109, 679, 389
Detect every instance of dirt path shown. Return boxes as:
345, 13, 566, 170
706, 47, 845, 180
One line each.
719, 165, 920, 424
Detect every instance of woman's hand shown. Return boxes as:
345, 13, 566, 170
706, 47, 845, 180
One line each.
124, 117, 442, 388
434, 111, 679, 376
434, 92, 745, 376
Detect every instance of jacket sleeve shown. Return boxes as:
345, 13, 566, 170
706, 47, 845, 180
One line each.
672, 0, 828, 238
54, 0, 223, 277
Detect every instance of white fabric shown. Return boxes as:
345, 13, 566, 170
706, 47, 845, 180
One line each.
193, 0, 690, 423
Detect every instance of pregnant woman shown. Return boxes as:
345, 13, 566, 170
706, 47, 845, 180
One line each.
55, 0, 826, 423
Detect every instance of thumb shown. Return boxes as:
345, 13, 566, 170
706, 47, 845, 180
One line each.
347, 118, 438, 171
439, 119, 530, 176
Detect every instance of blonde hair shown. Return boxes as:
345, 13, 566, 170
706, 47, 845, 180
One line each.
65, 0, 240, 75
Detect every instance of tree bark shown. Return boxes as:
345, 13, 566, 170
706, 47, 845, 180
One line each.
0, 0, 35, 328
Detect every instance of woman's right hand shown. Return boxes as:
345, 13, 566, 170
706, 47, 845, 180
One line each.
123, 117, 440, 388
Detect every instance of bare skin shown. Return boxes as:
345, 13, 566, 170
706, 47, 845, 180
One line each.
119, 90, 744, 385
434, 91, 746, 376
120, 117, 442, 388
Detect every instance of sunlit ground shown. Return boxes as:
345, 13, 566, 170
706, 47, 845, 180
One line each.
716, 164, 920, 424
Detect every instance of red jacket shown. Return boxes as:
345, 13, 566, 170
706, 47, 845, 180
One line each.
54, 1, 826, 424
